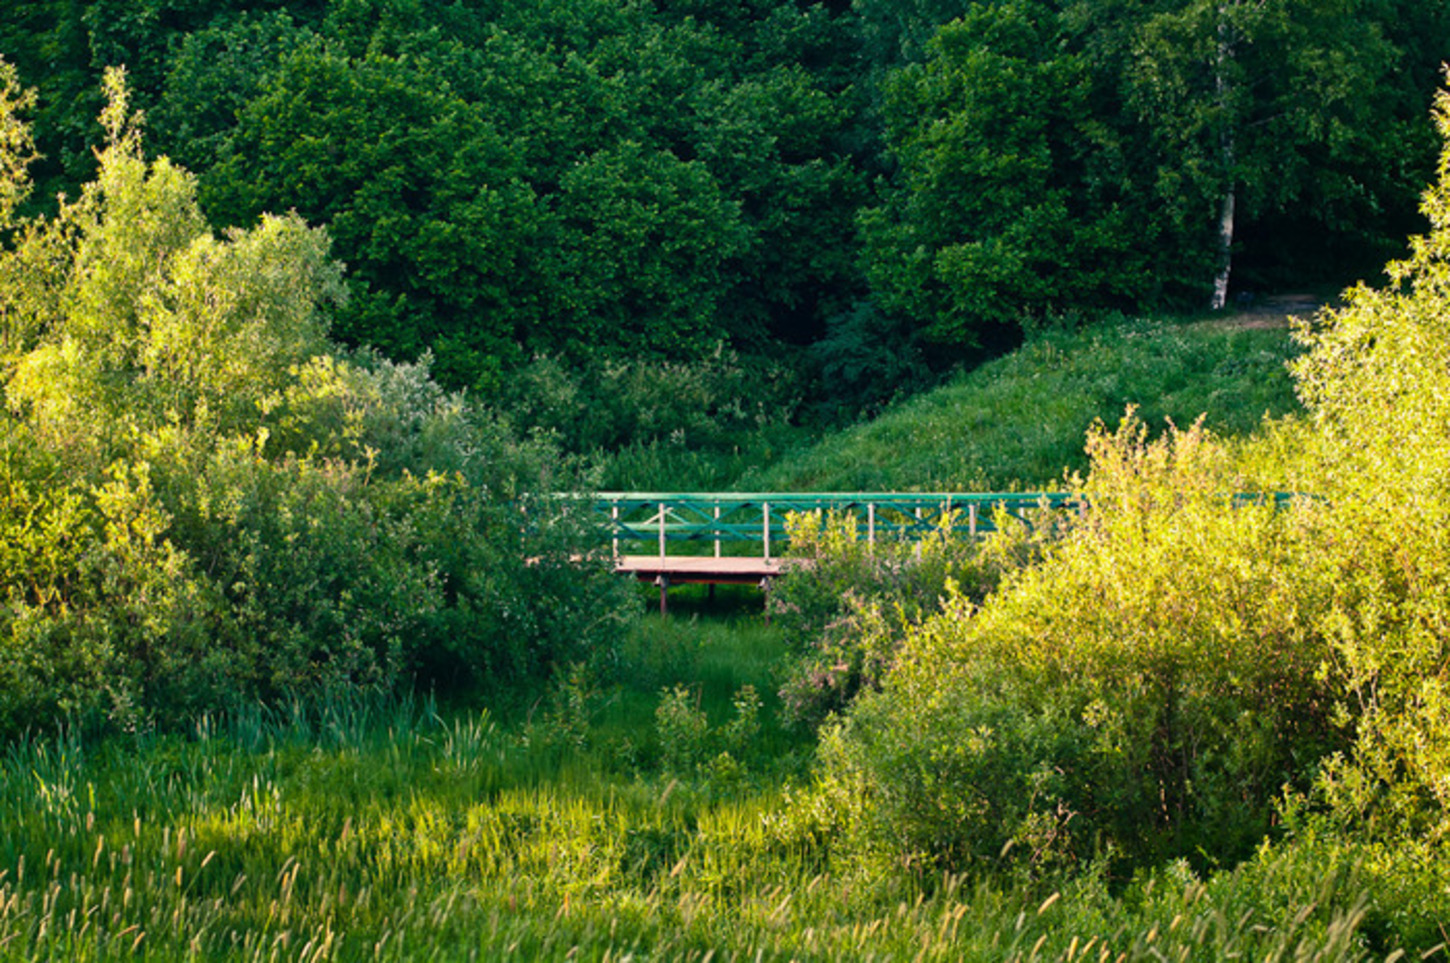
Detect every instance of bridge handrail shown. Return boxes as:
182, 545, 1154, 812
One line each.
591, 491, 1076, 560
588, 491, 1305, 561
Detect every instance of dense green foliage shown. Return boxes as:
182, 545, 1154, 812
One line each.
0, 66, 631, 738
0, 0, 1444, 402
862, 0, 1442, 347
862, 3, 1151, 348
3, 0, 870, 396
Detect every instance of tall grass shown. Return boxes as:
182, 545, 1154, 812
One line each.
0, 616, 1414, 961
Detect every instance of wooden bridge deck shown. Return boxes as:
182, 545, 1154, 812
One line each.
613, 554, 793, 584
612, 555, 803, 616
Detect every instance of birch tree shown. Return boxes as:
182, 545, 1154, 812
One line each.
1128, 0, 1398, 308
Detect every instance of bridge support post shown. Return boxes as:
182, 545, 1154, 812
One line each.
657, 575, 669, 617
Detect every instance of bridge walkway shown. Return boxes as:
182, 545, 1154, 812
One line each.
594, 492, 1068, 616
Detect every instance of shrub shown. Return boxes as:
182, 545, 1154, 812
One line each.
655, 682, 767, 780
0, 65, 633, 737
493, 347, 802, 490
656, 684, 712, 775
821, 415, 1343, 874
769, 507, 1052, 730
1288, 86, 1450, 844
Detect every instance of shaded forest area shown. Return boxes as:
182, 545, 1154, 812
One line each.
3, 0, 1447, 427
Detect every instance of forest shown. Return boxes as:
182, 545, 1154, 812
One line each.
4, 0, 1447, 406
4, 0, 1450, 959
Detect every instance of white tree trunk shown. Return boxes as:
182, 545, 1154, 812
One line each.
1212, 184, 1235, 310
1210, 2, 1235, 311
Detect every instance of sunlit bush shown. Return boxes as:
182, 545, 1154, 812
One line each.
822, 416, 1342, 873
1289, 85, 1450, 844
503, 349, 784, 451
769, 507, 1051, 730
0, 64, 632, 737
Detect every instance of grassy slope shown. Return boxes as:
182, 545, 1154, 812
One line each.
740, 316, 1303, 492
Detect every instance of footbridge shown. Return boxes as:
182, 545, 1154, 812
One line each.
594, 492, 1072, 614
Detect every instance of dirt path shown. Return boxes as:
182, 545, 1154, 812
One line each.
1201, 292, 1327, 331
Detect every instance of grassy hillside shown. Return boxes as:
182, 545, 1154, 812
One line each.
740, 314, 1305, 492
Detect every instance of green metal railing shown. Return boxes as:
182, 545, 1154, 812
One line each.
591, 491, 1306, 560
594, 492, 1075, 560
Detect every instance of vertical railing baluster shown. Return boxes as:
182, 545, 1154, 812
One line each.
658, 502, 667, 560
714, 501, 721, 558
763, 501, 771, 562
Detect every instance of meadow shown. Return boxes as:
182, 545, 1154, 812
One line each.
0, 609, 1388, 961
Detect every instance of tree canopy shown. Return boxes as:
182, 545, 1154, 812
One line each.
0, 0, 1445, 401
860, 0, 1434, 353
